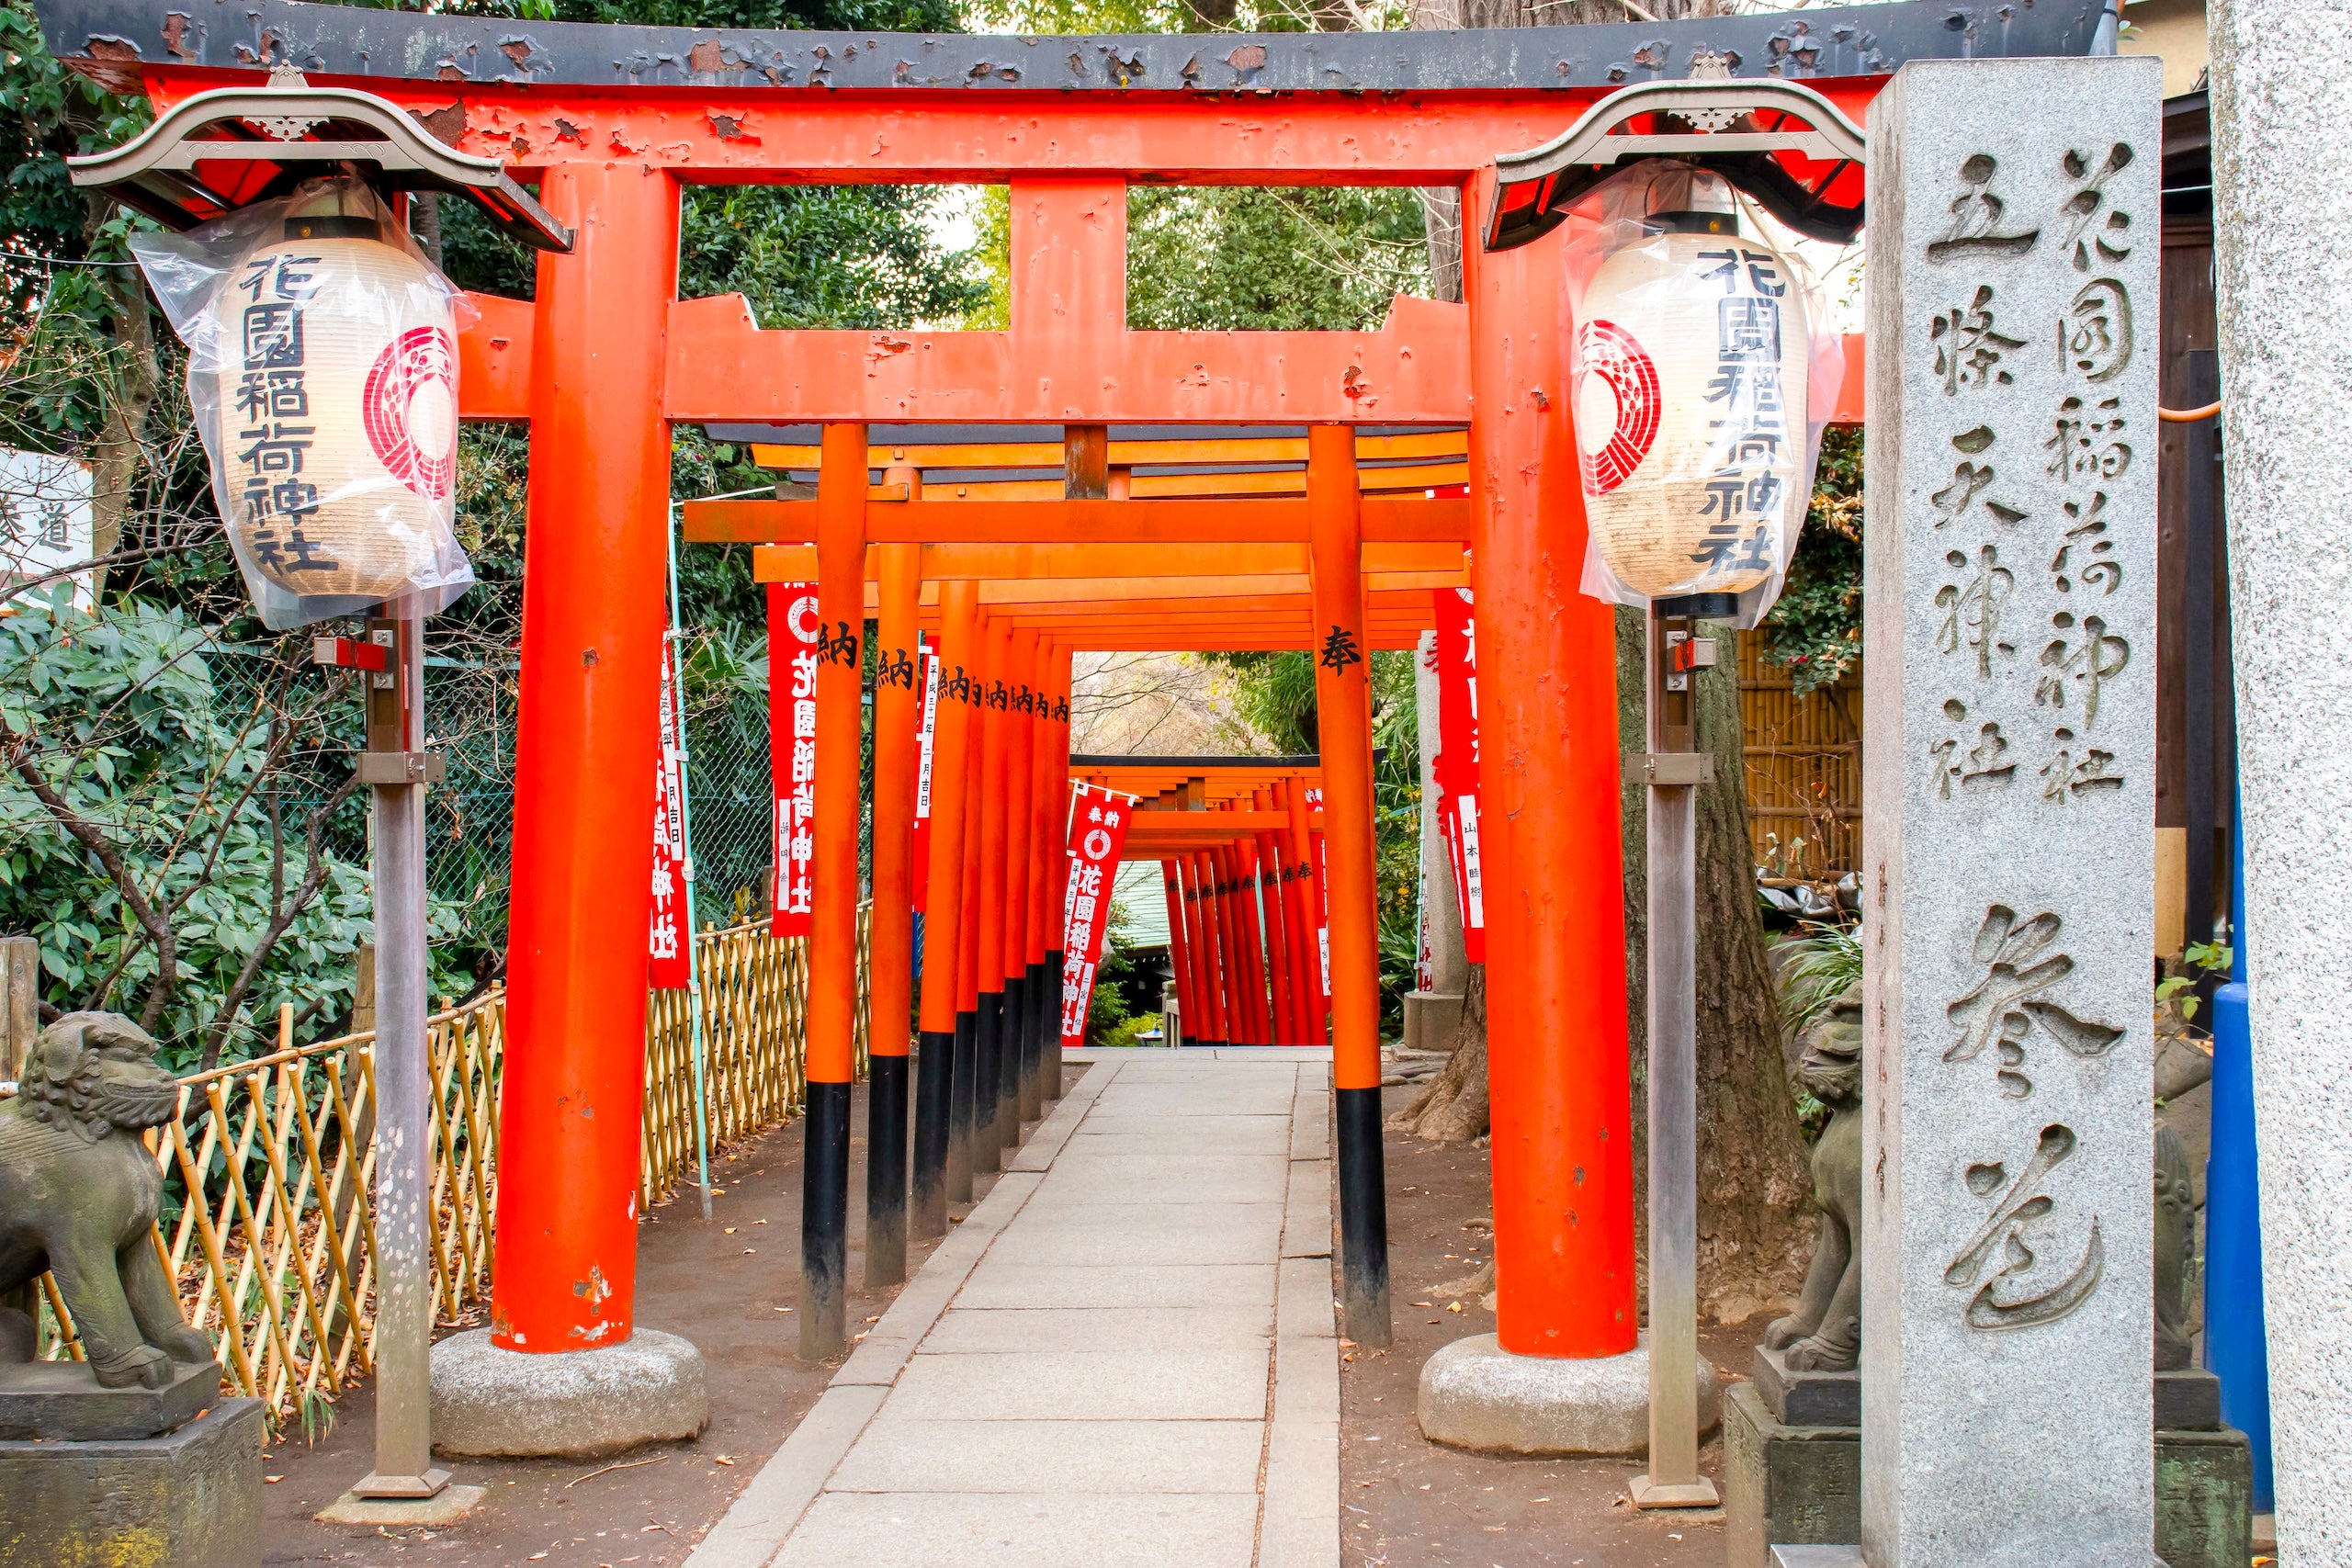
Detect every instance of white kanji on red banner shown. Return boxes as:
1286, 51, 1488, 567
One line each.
649, 636, 691, 988
1305, 786, 1329, 995
1431, 587, 1486, 963
1057, 783, 1136, 1048
770, 581, 820, 937
911, 637, 939, 910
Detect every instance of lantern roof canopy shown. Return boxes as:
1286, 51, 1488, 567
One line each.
1487, 75, 1870, 251
66, 68, 573, 251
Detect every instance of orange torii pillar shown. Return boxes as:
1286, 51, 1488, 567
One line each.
1234, 827, 1270, 1043
1210, 837, 1246, 1043
1306, 423, 1390, 1346
1452, 178, 1636, 1393
493, 164, 687, 1403
1000, 629, 1039, 1126
955, 633, 988, 1182
865, 540, 922, 1287
1173, 853, 1205, 1043
1251, 788, 1297, 1044
972, 617, 1012, 1168
1192, 849, 1231, 1045
1276, 779, 1319, 1048
801, 421, 866, 1360
1161, 860, 1190, 1043
914, 581, 981, 1231
1034, 646, 1073, 1096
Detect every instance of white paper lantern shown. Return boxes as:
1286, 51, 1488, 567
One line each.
1570, 212, 1811, 604
206, 212, 458, 604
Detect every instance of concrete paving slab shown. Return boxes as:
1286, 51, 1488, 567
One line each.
1033, 1153, 1290, 1205
1091, 1085, 1297, 1118
951, 1261, 1279, 1310
705, 1053, 1339, 1568
1276, 1257, 1340, 1346
917, 1304, 1272, 1354
825, 1416, 1264, 1494
773, 1491, 1260, 1568
681, 1383, 888, 1568
982, 1201, 1284, 1267
1281, 1162, 1333, 1259
835, 1172, 1044, 1387
1069, 1114, 1295, 1155
883, 1348, 1272, 1422
1290, 1090, 1331, 1160
1107, 1059, 1299, 1074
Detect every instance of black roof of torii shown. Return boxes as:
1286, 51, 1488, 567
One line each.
36, 0, 2105, 97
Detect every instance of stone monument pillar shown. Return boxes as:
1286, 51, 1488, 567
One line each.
1407, 629, 1467, 1051
2210, 2, 2352, 1552
1860, 54, 2160, 1568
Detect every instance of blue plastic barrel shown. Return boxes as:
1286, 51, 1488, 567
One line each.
2202, 801, 2273, 1511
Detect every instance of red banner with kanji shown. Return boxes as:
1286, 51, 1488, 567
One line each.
1431, 586, 1487, 963
911, 636, 938, 911
1305, 785, 1329, 998
1057, 783, 1135, 1048
649, 636, 691, 989
769, 581, 819, 937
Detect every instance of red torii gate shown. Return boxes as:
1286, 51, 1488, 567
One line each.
36, 0, 2089, 1416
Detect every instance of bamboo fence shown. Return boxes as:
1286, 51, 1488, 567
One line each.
1736, 630, 1863, 879
26, 912, 867, 1421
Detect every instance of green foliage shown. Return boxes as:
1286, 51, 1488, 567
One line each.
0, 594, 467, 1070
1774, 920, 1860, 1043
1774, 919, 1859, 1140
2157, 942, 2233, 1025
1086, 901, 1139, 1043
2186, 939, 2232, 976
1126, 185, 1429, 332
1758, 425, 1864, 699
0, 0, 150, 321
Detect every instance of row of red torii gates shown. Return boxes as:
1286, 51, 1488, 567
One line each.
80, 2, 1951, 1368
516, 135, 1660, 1359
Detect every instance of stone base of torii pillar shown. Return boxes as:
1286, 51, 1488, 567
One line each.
1415, 1334, 1720, 1457
426, 1329, 707, 1460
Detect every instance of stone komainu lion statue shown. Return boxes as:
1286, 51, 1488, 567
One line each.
1764, 981, 1863, 1372
0, 1012, 215, 1386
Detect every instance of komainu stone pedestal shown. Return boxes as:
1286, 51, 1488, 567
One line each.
1724, 1369, 2251, 1568
0, 1395, 265, 1568
0, 1357, 217, 1441
1725, 1382, 1860, 1565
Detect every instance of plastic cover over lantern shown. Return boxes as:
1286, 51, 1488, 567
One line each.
133, 175, 476, 629
1559, 164, 1844, 627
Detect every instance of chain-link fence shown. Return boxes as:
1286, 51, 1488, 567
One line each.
204, 644, 799, 960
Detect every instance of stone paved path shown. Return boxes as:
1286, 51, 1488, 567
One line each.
684, 1050, 1340, 1568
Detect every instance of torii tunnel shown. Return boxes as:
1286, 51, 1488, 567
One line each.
35, 0, 2098, 1365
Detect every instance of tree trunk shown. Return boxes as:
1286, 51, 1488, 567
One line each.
1386, 963, 1487, 1140
1620, 608, 1815, 1321
85, 196, 157, 604
412, 191, 446, 270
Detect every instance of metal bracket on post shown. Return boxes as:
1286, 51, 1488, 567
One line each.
355, 751, 447, 786
1626, 751, 1716, 788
